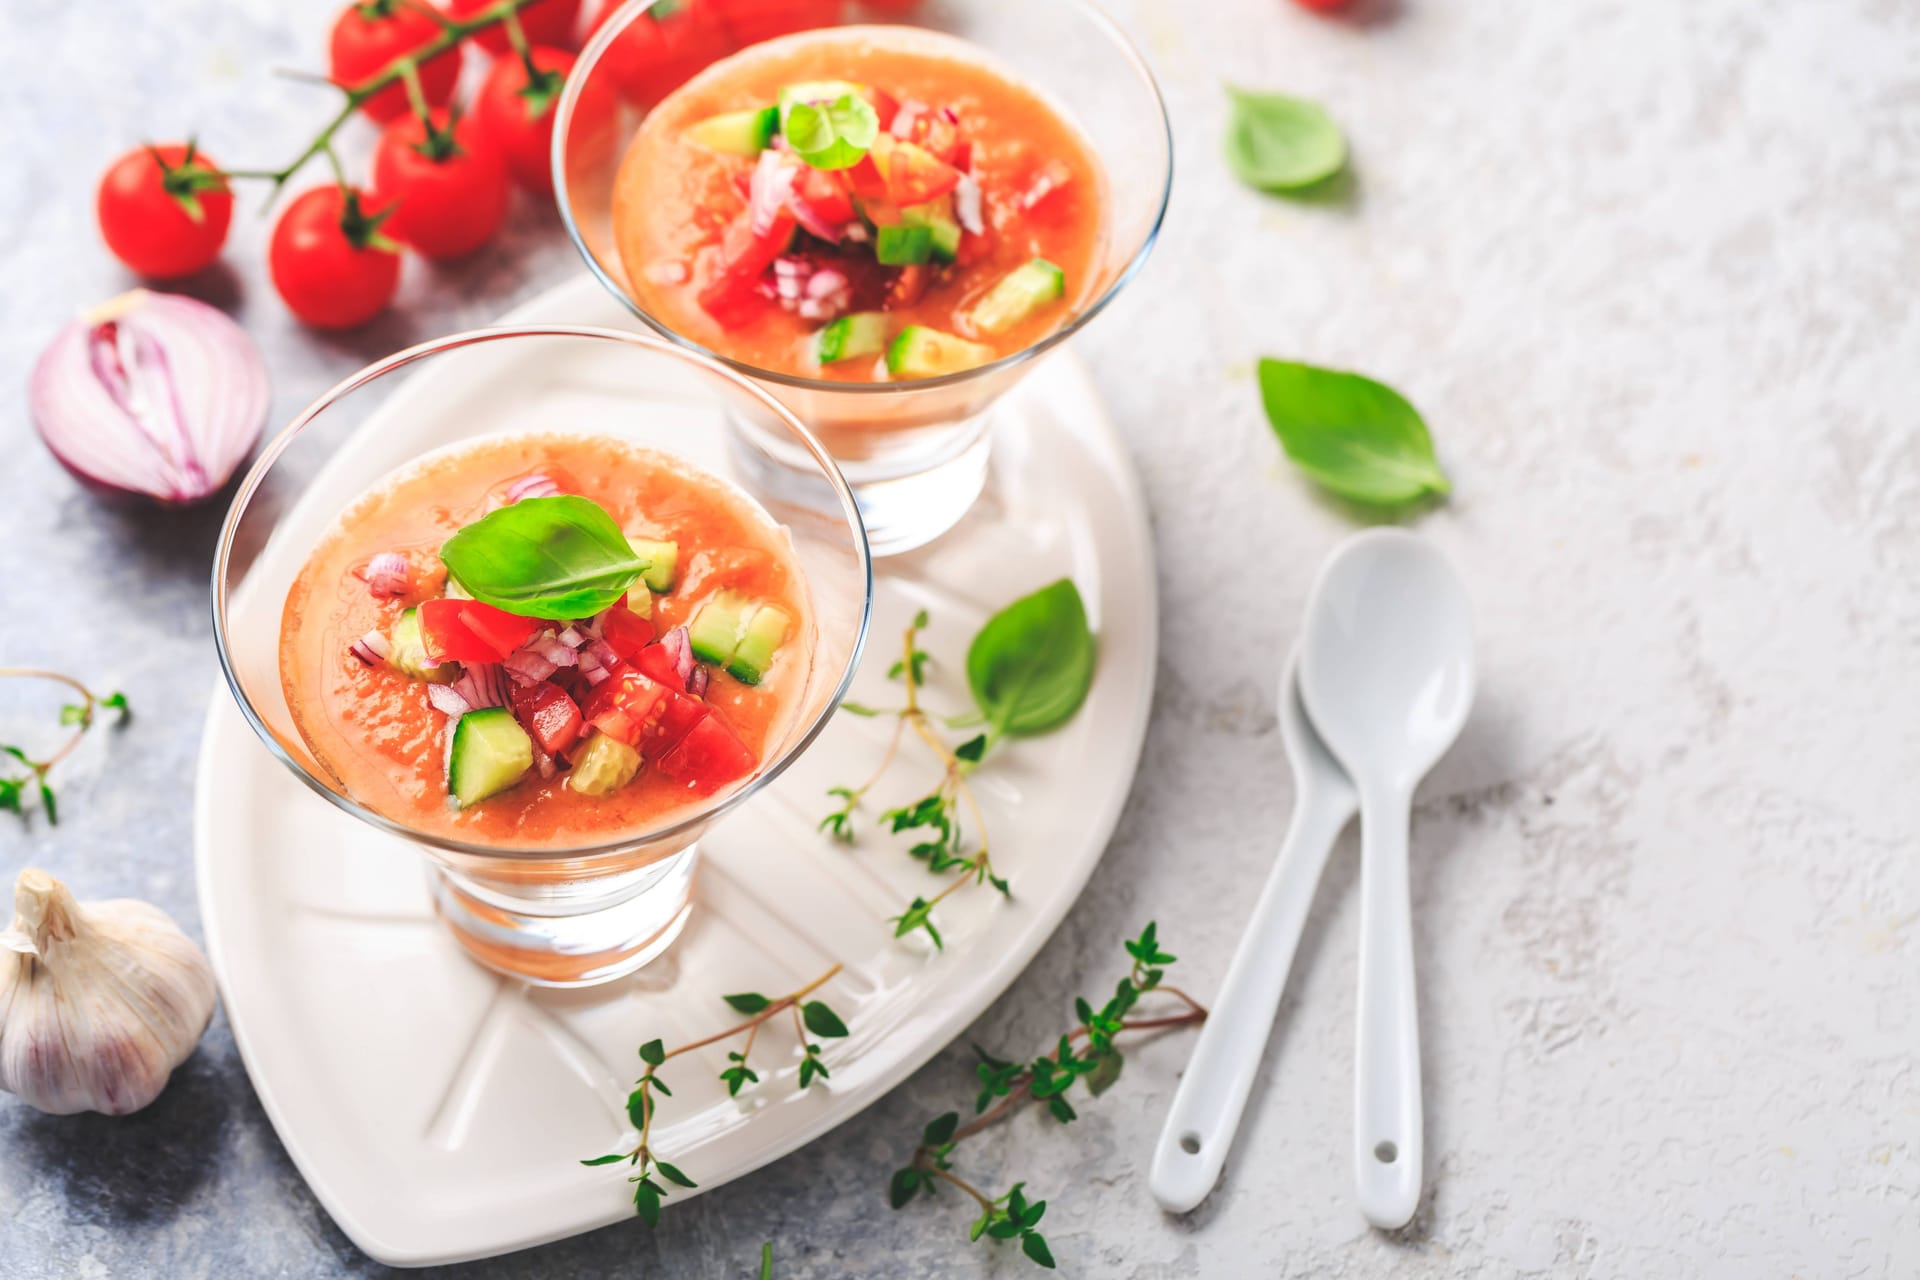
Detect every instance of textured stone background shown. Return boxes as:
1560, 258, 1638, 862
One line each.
2, 0, 1917, 1275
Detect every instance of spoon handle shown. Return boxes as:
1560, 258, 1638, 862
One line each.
1148, 783, 1355, 1214
1354, 784, 1422, 1229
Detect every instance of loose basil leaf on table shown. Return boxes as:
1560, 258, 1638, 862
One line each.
785, 93, 880, 170
1223, 86, 1346, 193
439, 495, 649, 619
1257, 358, 1451, 507
966, 579, 1096, 738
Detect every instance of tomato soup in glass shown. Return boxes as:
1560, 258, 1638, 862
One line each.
278, 432, 812, 848
611, 26, 1108, 384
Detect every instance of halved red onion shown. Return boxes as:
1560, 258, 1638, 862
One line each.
453, 664, 508, 709
426, 684, 472, 717
30, 290, 269, 505
749, 150, 798, 237
365, 551, 411, 599
348, 630, 391, 667
954, 175, 985, 236
505, 473, 562, 502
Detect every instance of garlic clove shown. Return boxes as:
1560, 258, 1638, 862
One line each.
0, 869, 217, 1116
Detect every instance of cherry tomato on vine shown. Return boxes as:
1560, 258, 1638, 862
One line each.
447, 0, 582, 54
371, 109, 511, 259
589, 0, 731, 107
328, 0, 462, 123
269, 186, 403, 329
474, 45, 582, 194
95, 143, 233, 279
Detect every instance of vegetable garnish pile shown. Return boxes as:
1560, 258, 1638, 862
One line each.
680, 79, 1075, 377
347, 480, 792, 811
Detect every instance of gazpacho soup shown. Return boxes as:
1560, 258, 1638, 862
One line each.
613, 26, 1108, 382
279, 433, 811, 847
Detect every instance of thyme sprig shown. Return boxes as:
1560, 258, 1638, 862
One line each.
819, 610, 1006, 948
585, 965, 851, 1225
0, 669, 131, 828
889, 924, 1206, 1269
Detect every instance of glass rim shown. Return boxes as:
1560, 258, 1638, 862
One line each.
550, 0, 1174, 396
209, 323, 874, 862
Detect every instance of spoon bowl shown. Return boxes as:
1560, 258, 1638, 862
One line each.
1297, 528, 1473, 1230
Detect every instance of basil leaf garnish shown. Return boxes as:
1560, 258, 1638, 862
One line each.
1224, 86, 1346, 193
965, 580, 1095, 738
784, 93, 879, 171
1257, 359, 1450, 507
439, 495, 649, 620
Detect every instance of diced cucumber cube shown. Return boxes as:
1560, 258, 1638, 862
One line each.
569, 731, 642, 797
388, 608, 458, 683
628, 538, 680, 593
900, 197, 961, 263
816, 312, 890, 364
727, 605, 792, 686
886, 326, 996, 379
875, 224, 933, 266
688, 590, 753, 665
966, 259, 1066, 336
687, 106, 779, 156
448, 707, 533, 808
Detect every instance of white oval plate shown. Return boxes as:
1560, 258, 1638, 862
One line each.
193, 274, 1156, 1267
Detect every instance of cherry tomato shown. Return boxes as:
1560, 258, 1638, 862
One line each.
329, 0, 462, 124
709, 0, 842, 46
447, 0, 581, 54
474, 44, 583, 194
590, 0, 732, 107
95, 144, 233, 279
371, 109, 511, 259
269, 186, 403, 330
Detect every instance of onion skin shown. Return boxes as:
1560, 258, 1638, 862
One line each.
29, 290, 269, 505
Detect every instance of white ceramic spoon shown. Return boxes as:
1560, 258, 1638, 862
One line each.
1297, 529, 1475, 1230
1148, 655, 1358, 1214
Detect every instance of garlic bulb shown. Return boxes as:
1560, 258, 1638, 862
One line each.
0, 869, 217, 1116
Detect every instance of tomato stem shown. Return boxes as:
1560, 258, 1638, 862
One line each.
210, 0, 546, 201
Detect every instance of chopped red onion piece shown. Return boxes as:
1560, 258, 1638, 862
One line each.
791, 196, 848, 244
531, 744, 559, 780
556, 626, 586, 648
688, 665, 710, 698
807, 268, 849, 299
505, 473, 562, 503
954, 175, 985, 235
504, 648, 559, 683
660, 625, 696, 687
890, 100, 927, 139
426, 684, 472, 717
365, 551, 411, 599
453, 664, 508, 709
643, 261, 690, 286
941, 106, 960, 125
586, 638, 622, 673
348, 630, 391, 667
749, 150, 798, 237
526, 632, 579, 668
844, 222, 870, 244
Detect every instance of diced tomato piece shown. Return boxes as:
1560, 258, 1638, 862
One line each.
510, 681, 585, 758
418, 599, 503, 664
458, 601, 541, 660
710, 0, 842, 45
890, 101, 965, 167
954, 215, 995, 267
846, 154, 889, 202
865, 86, 900, 131
599, 597, 655, 663
794, 167, 855, 228
885, 263, 930, 309
642, 687, 710, 759
633, 642, 691, 691
696, 207, 795, 326
657, 714, 757, 791
870, 133, 961, 206
581, 669, 667, 745
1019, 159, 1074, 217
593, 0, 732, 107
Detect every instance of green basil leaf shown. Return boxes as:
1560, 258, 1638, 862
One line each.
1257, 359, 1450, 507
785, 93, 879, 170
1223, 86, 1346, 193
966, 580, 1095, 737
439, 495, 648, 620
